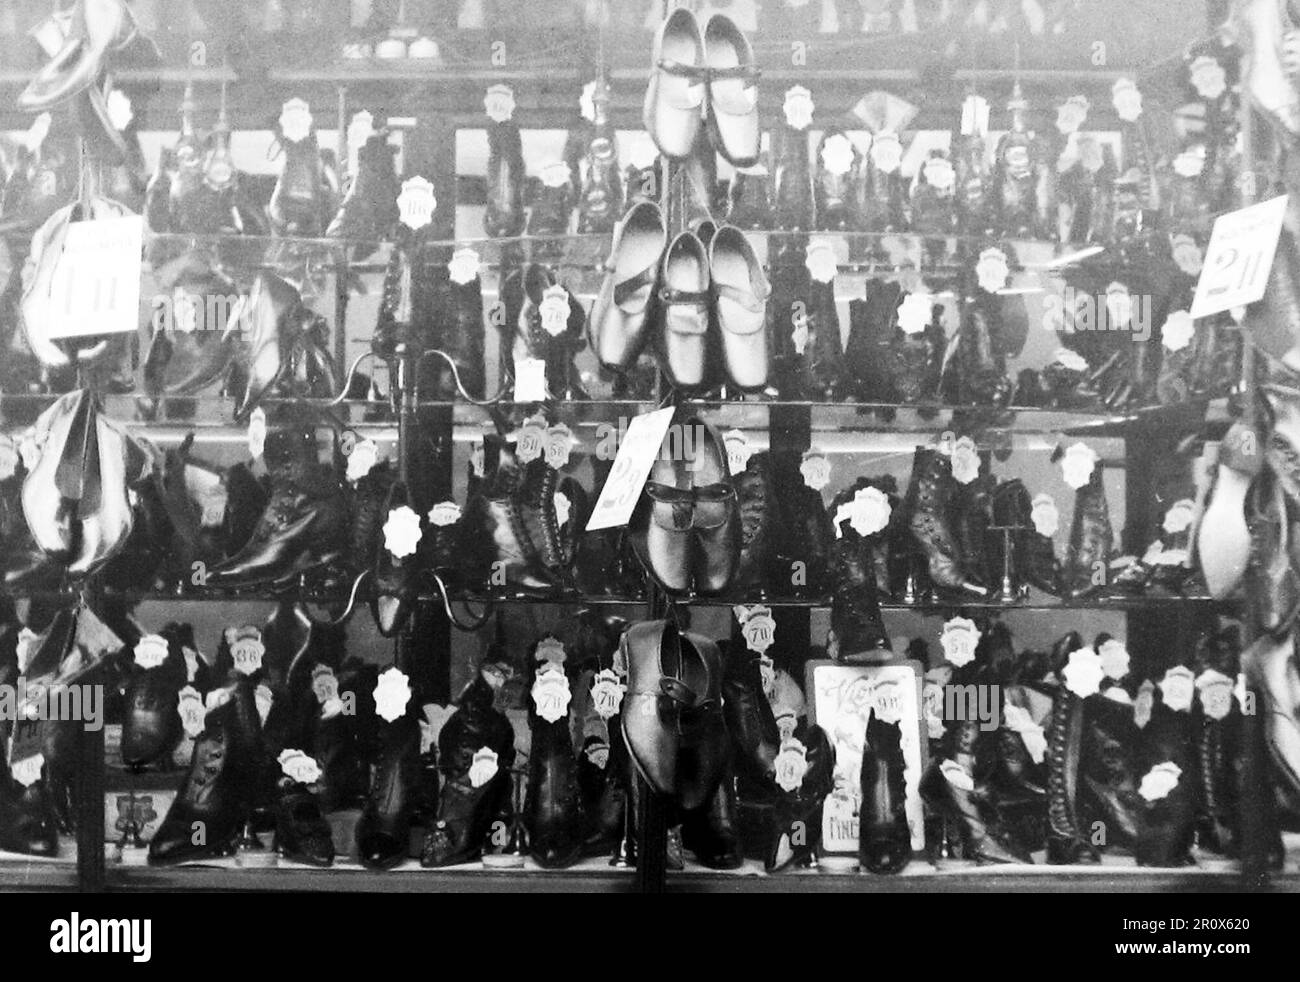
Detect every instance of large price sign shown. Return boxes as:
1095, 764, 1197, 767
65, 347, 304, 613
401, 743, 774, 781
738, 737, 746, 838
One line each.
1190, 195, 1288, 320
585, 408, 676, 531
45, 215, 144, 340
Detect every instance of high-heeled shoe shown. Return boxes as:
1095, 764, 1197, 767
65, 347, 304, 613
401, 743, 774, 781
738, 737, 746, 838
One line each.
859, 714, 911, 873
484, 116, 526, 237
422, 674, 516, 867
905, 447, 988, 598
148, 680, 260, 865
356, 706, 419, 870
1064, 469, 1112, 600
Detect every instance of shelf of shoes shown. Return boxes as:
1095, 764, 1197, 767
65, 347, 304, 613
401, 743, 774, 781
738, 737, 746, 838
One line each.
97, 842, 1300, 894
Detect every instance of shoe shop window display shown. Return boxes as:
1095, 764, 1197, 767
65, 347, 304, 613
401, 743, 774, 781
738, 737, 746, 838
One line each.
0, 0, 1292, 898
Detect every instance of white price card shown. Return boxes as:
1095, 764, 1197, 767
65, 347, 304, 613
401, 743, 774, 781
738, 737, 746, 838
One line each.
45, 215, 144, 339
585, 407, 676, 531
1190, 195, 1288, 319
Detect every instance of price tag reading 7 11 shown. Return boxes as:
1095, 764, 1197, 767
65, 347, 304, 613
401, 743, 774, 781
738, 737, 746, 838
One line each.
585, 407, 676, 532
1190, 194, 1288, 320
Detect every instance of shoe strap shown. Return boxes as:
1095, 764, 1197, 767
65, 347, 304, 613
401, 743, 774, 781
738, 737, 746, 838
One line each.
613, 265, 657, 309
659, 676, 698, 706
714, 280, 768, 313
658, 286, 710, 306
656, 58, 708, 81
705, 64, 760, 85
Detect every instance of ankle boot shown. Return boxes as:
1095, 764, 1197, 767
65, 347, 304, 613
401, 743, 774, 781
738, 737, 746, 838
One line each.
905, 447, 988, 598
921, 720, 1029, 864
273, 780, 334, 866
526, 701, 586, 869
327, 131, 400, 242
765, 724, 835, 872
120, 641, 187, 770
949, 296, 1012, 406
356, 708, 420, 869
722, 645, 780, 802
1064, 469, 1112, 600
991, 479, 1061, 595
949, 454, 995, 592
576, 84, 623, 235
859, 714, 911, 873
0, 764, 60, 858
579, 731, 627, 857
1045, 687, 1099, 864
846, 279, 901, 403
514, 264, 587, 399
815, 129, 862, 231
1132, 700, 1196, 866
733, 452, 776, 598
484, 117, 525, 238
826, 522, 892, 660
770, 453, 835, 598
268, 128, 333, 236
893, 299, 944, 404
205, 429, 349, 590
772, 120, 814, 231
726, 159, 773, 230
858, 132, 908, 234
370, 480, 421, 637
422, 674, 516, 867
311, 661, 375, 814
526, 161, 575, 241
1075, 693, 1145, 855
682, 766, 744, 869
148, 682, 259, 865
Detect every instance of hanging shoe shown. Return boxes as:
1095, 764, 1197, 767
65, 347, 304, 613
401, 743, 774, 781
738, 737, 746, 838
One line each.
576, 79, 624, 235
18, 0, 150, 112
643, 7, 706, 160
356, 707, 419, 870
859, 713, 911, 873
701, 13, 760, 168
422, 674, 516, 867
1199, 423, 1260, 599
1063, 468, 1112, 600
203, 428, 349, 590
657, 230, 712, 390
905, 447, 988, 598
710, 224, 770, 391
484, 116, 526, 237
620, 620, 727, 811
148, 681, 259, 865
327, 130, 400, 242
591, 200, 666, 374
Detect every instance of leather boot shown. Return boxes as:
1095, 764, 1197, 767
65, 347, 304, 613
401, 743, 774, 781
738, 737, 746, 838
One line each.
579, 730, 627, 857
905, 447, 988, 598
766, 724, 834, 871
514, 264, 587, 399
484, 117, 526, 238
525, 695, 586, 869
859, 714, 911, 874
268, 128, 333, 237
726, 158, 773, 230
991, 479, 1061, 596
370, 480, 421, 638
770, 453, 834, 598
682, 766, 744, 869
575, 81, 623, 234
1045, 687, 1099, 864
1064, 469, 1112, 600
148, 681, 260, 865
846, 279, 901, 403
273, 781, 334, 867
356, 708, 420, 869
120, 634, 187, 769
893, 299, 944, 404
204, 428, 349, 590
772, 120, 814, 230
733, 452, 776, 597
921, 720, 1029, 864
815, 129, 862, 231
1131, 700, 1197, 867
721, 645, 780, 802
948, 296, 1011, 406
311, 661, 376, 814
422, 674, 516, 867
827, 488, 893, 658
857, 133, 908, 234
526, 161, 575, 242
1075, 693, 1145, 855
949, 454, 995, 592
327, 131, 400, 242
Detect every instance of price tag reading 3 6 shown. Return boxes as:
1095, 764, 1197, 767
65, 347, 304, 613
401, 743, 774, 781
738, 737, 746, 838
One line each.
1190, 194, 1288, 320
586, 408, 677, 531
45, 215, 144, 339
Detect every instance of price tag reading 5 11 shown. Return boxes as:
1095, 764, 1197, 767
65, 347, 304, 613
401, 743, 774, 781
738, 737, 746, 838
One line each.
44, 215, 144, 340
1190, 195, 1288, 320
586, 408, 677, 532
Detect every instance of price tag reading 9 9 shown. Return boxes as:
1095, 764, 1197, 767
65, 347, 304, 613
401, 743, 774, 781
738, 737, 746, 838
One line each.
586, 408, 677, 531
1190, 195, 1288, 320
